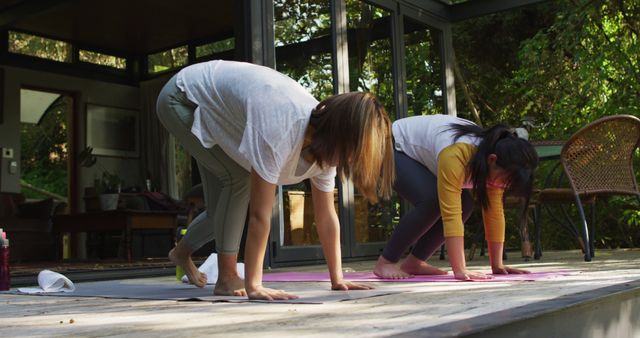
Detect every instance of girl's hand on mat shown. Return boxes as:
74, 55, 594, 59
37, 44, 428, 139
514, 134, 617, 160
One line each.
453, 269, 493, 281
247, 285, 299, 301
331, 280, 375, 291
492, 266, 530, 275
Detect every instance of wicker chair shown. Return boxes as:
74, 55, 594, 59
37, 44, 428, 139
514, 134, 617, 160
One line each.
534, 115, 640, 262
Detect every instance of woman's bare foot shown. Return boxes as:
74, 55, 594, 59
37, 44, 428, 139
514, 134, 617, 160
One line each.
169, 246, 207, 288
400, 255, 448, 275
373, 256, 413, 279
214, 274, 246, 296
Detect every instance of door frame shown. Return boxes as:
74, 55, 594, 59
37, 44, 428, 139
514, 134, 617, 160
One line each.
19, 85, 79, 213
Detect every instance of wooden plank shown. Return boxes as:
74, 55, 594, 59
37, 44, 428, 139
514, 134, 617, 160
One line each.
2, 250, 640, 337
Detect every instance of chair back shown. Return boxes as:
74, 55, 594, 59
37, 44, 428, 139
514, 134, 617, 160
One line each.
561, 115, 640, 196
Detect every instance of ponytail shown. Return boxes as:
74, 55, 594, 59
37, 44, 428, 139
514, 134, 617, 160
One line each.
448, 123, 539, 210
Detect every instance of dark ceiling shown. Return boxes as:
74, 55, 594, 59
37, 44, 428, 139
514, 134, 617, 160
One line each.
0, 0, 547, 58
0, 0, 236, 56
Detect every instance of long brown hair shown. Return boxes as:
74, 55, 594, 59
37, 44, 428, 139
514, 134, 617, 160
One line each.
307, 92, 394, 203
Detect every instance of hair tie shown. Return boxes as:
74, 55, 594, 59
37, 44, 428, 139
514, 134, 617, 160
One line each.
498, 129, 515, 140
513, 127, 529, 140
312, 104, 327, 117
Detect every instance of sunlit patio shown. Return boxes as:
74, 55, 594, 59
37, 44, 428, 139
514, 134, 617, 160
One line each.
2, 249, 639, 337
1, 1, 639, 337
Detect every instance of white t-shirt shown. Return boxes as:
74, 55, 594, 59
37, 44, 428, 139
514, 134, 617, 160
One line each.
392, 115, 480, 187
176, 60, 336, 192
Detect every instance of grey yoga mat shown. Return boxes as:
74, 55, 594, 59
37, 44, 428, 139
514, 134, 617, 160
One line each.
12, 278, 401, 304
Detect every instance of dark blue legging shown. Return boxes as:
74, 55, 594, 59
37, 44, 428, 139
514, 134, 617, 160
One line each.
382, 150, 474, 262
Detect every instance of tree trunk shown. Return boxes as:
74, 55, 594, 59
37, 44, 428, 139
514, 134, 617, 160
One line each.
452, 49, 482, 126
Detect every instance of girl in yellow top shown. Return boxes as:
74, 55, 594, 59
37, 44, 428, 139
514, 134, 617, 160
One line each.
374, 115, 538, 280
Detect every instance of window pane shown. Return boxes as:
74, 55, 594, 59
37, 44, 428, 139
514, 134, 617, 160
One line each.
148, 46, 188, 74
354, 192, 400, 243
274, 0, 331, 46
347, 0, 395, 118
404, 18, 444, 116
196, 38, 235, 58
8, 31, 71, 63
347, 0, 399, 244
79, 50, 127, 69
274, 0, 334, 247
274, 0, 333, 99
20, 90, 71, 200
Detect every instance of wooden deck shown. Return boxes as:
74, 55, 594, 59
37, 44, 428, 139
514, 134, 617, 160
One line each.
1, 249, 640, 337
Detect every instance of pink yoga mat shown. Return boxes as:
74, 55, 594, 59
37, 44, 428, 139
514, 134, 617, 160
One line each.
262, 271, 571, 283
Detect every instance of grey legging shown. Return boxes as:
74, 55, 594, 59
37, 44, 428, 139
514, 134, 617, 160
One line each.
156, 75, 250, 255
382, 150, 474, 262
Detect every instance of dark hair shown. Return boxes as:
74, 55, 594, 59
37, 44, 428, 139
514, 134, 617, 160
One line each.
448, 122, 539, 211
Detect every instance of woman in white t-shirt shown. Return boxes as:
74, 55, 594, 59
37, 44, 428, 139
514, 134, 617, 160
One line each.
156, 60, 394, 300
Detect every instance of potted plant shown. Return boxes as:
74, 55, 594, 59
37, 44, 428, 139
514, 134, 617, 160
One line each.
95, 171, 124, 210
79, 146, 124, 211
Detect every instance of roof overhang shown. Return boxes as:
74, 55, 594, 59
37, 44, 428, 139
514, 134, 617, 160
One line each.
0, 0, 550, 58
0, 0, 236, 56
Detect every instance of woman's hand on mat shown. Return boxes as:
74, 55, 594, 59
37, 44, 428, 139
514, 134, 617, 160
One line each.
331, 280, 375, 291
453, 269, 493, 281
247, 285, 299, 301
492, 266, 530, 275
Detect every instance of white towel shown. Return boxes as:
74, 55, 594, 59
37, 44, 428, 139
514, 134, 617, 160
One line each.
18, 270, 76, 293
181, 253, 244, 284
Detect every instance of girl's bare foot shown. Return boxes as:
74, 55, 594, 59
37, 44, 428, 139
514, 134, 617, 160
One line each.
214, 274, 246, 296
169, 247, 207, 287
373, 256, 413, 279
400, 255, 448, 275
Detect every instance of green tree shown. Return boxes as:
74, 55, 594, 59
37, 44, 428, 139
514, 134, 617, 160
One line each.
20, 96, 71, 199
274, 0, 334, 99
453, 4, 556, 126
454, 1, 640, 250
505, 0, 639, 139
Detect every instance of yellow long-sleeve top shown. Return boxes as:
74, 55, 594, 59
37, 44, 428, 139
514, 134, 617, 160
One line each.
437, 143, 505, 242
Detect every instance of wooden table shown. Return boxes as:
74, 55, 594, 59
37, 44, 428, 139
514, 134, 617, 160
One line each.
524, 141, 565, 258
53, 210, 178, 262
523, 141, 566, 253
532, 140, 564, 160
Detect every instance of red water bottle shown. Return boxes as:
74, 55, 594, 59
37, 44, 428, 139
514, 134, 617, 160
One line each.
0, 238, 10, 291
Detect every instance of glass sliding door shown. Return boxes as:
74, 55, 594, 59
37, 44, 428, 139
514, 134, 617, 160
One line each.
403, 17, 445, 117
271, 0, 337, 263
346, 0, 400, 257
265, 0, 450, 266
274, 0, 333, 98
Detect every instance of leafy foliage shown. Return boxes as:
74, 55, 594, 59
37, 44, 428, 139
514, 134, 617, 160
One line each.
274, 0, 334, 99
454, 0, 640, 250
405, 21, 445, 117
20, 96, 70, 199
505, 0, 640, 139
455, 1, 639, 134
9, 31, 71, 62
